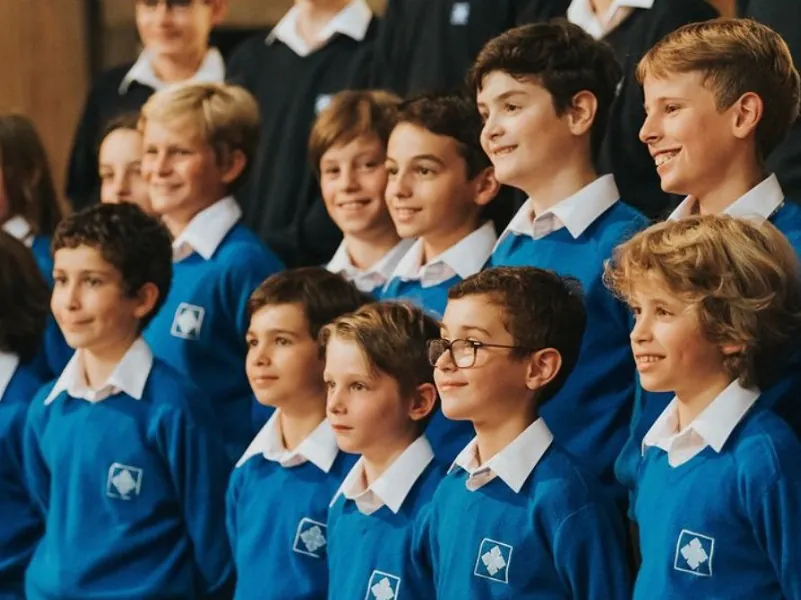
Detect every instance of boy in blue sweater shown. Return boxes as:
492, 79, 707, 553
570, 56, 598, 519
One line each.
139, 82, 284, 459
381, 91, 501, 319
426, 267, 630, 598
22, 203, 233, 599
474, 21, 647, 502
310, 90, 414, 296
619, 17, 801, 496
0, 231, 49, 599
604, 215, 801, 598
226, 267, 369, 600
324, 302, 442, 600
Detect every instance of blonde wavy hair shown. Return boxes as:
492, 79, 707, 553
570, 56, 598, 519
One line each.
604, 215, 801, 388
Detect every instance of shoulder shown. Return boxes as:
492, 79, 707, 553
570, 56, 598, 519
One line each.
590, 202, 649, 256
143, 359, 216, 422
773, 201, 801, 254
227, 35, 272, 78
216, 225, 284, 271
86, 64, 134, 98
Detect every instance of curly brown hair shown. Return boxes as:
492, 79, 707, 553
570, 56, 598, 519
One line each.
0, 231, 50, 362
604, 215, 801, 389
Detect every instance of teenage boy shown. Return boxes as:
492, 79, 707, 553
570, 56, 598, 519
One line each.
226, 0, 379, 267
68, 0, 228, 210
139, 82, 284, 460
475, 21, 647, 501
227, 268, 368, 600
23, 203, 233, 599
324, 302, 442, 600
605, 215, 801, 597
427, 267, 630, 598
309, 90, 413, 295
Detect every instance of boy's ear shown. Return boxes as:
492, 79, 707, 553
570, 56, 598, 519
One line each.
472, 166, 501, 207
409, 382, 438, 422
131, 282, 160, 321
209, 0, 228, 25
524, 347, 562, 392
730, 92, 763, 141
720, 342, 746, 357
566, 90, 598, 137
219, 149, 247, 186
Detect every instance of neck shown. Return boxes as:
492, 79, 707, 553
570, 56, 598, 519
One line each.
278, 402, 327, 451
590, 0, 614, 16
422, 220, 479, 264
695, 160, 765, 215
362, 430, 418, 486
82, 335, 138, 390
674, 374, 733, 430
522, 159, 598, 217
161, 197, 221, 238
473, 402, 538, 465
150, 49, 207, 84
294, 0, 350, 45
344, 229, 401, 271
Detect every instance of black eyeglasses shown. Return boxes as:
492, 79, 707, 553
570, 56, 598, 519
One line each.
427, 338, 531, 369
137, 0, 201, 9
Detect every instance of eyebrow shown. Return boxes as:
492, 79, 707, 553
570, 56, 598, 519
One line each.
480, 90, 527, 105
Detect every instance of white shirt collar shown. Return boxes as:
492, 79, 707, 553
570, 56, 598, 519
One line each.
119, 47, 226, 94
642, 380, 760, 467
0, 351, 20, 401
172, 196, 241, 261
2, 215, 34, 247
669, 174, 785, 223
332, 435, 434, 515
568, 0, 654, 38
327, 238, 415, 293
266, 0, 372, 58
497, 174, 620, 247
236, 410, 340, 472
44, 338, 154, 405
391, 221, 497, 288
449, 418, 553, 493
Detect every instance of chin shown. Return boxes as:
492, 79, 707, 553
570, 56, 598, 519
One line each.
440, 398, 472, 421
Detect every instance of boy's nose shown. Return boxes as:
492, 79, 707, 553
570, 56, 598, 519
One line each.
639, 114, 660, 145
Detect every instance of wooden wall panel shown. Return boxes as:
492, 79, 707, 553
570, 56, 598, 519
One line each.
0, 0, 89, 202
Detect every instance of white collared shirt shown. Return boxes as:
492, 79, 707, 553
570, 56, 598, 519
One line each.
236, 410, 340, 471
450, 418, 553, 493
266, 0, 372, 57
172, 196, 242, 262
669, 174, 785, 223
0, 351, 20, 400
496, 174, 620, 248
568, 0, 654, 39
642, 380, 760, 467
44, 338, 154, 405
2, 215, 34, 247
332, 435, 434, 515
391, 221, 497, 288
327, 238, 415, 293
119, 47, 226, 94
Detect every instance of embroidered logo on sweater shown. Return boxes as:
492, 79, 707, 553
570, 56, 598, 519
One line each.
293, 518, 327, 558
365, 570, 401, 600
106, 463, 143, 500
170, 303, 205, 340
474, 538, 512, 583
674, 529, 714, 577
450, 2, 470, 25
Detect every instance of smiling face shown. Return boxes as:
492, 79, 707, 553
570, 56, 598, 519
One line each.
477, 71, 575, 194
245, 302, 325, 408
640, 71, 739, 200
319, 134, 395, 239
99, 128, 152, 214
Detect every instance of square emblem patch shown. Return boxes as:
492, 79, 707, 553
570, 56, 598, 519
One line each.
170, 302, 205, 340
365, 570, 401, 600
292, 517, 327, 558
106, 462, 143, 500
674, 529, 714, 577
474, 538, 512, 584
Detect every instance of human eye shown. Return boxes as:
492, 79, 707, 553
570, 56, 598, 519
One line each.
655, 306, 673, 317
245, 336, 257, 348
350, 381, 368, 392
386, 164, 398, 177
664, 103, 681, 114
322, 165, 340, 176
143, 145, 158, 156
504, 102, 520, 113
85, 277, 103, 287
53, 273, 67, 285
274, 336, 292, 346
416, 166, 433, 176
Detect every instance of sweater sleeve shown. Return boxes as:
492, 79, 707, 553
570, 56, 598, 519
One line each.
21, 394, 51, 516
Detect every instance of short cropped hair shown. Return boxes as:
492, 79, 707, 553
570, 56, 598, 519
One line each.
0, 231, 50, 362
396, 91, 490, 179
308, 89, 401, 178
636, 18, 801, 160
604, 215, 801, 389
0, 114, 70, 236
52, 203, 173, 329
468, 20, 622, 161
320, 302, 441, 428
139, 82, 260, 193
248, 267, 371, 340
448, 267, 587, 404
